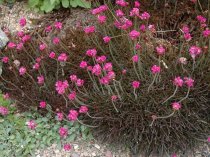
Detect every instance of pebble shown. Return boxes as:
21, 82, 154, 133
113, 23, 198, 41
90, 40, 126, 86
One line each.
0, 28, 9, 49
73, 144, 79, 150
71, 152, 80, 157
94, 144, 100, 150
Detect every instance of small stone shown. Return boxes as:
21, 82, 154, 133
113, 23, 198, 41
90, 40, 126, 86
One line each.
54, 149, 60, 154
105, 151, 113, 157
73, 144, 79, 150
0, 29, 9, 49
94, 144, 100, 149
91, 152, 96, 156
71, 152, 80, 157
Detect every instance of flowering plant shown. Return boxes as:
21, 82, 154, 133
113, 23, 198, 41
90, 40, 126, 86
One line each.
0, 0, 210, 156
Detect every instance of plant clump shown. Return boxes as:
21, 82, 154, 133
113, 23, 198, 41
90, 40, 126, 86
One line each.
0, 0, 210, 156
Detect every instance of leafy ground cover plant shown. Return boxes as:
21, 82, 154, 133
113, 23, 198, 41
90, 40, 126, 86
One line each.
28, 0, 91, 12
0, 0, 210, 156
0, 94, 92, 156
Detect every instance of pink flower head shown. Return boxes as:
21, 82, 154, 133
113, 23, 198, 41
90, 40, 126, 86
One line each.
173, 76, 184, 87
56, 112, 63, 121
203, 29, 210, 37
184, 77, 194, 87
184, 33, 192, 41
7, 42, 16, 49
92, 64, 102, 76
172, 102, 181, 110
16, 42, 24, 50
33, 63, 40, 70
49, 51, 56, 59
59, 127, 68, 138
19, 17, 26, 27
151, 65, 161, 74
140, 12, 150, 20
148, 24, 156, 33
68, 110, 78, 121
39, 101, 46, 108
55, 22, 62, 30
45, 25, 52, 32
68, 91, 76, 100
58, 53, 68, 62
116, 0, 129, 7
178, 57, 187, 64
69, 75, 78, 82
156, 45, 166, 55
2, 57, 9, 63
87, 66, 93, 71
111, 95, 118, 101
103, 62, 113, 72
0, 106, 9, 116
130, 8, 139, 17
80, 61, 88, 69
55, 80, 69, 95
190, 0, 197, 3
21, 35, 31, 43
91, 5, 108, 15
37, 75, 45, 85
39, 43, 47, 51
132, 81, 140, 89
97, 15, 107, 24
122, 69, 127, 74
181, 25, 190, 34
84, 26, 95, 34
26, 120, 36, 130
134, 1, 140, 7
171, 153, 177, 157
207, 137, 210, 142
79, 106, 88, 113
132, 55, 139, 62
103, 36, 111, 43
64, 144, 71, 151
196, 15, 206, 23
139, 24, 146, 32
3, 93, 10, 100
100, 76, 110, 85
53, 37, 60, 45
189, 46, 202, 59
19, 67, 26, 75
135, 43, 141, 50
129, 30, 140, 40
107, 71, 116, 80
86, 49, 97, 57
116, 9, 124, 17
36, 57, 42, 63
76, 79, 84, 87
17, 31, 24, 37
96, 55, 106, 63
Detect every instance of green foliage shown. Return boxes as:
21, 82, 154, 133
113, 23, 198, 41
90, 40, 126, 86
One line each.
28, 0, 91, 12
0, 95, 93, 157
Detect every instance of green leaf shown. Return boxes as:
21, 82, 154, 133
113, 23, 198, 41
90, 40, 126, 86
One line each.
70, 0, 91, 8
28, 0, 40, 7
62, 0, 69, 8
40, 0, 55, 12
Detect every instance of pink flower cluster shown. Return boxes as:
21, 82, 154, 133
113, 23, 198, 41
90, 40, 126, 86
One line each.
59, 127, 68, 138
189, 46, 202, 59
0, 106, 9, 115
173, 76, 194, 88
181, 25, 192, 41
26, 120, 37, 130
55, 80, 69, 94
